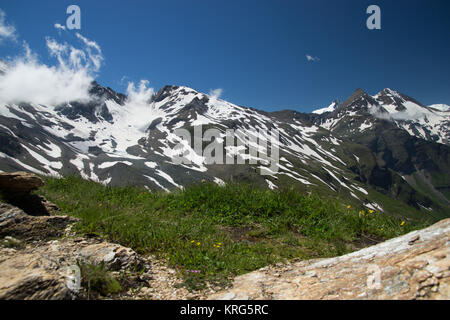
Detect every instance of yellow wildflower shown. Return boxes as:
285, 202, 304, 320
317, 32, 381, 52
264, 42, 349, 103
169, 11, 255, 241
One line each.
401, 221, 405, 226
347, 205, 351, 209
197, 242, 201, 246
369, 209, 374, 214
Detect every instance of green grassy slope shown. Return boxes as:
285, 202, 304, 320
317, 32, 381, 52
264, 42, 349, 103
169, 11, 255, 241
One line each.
38, 176, 430, 290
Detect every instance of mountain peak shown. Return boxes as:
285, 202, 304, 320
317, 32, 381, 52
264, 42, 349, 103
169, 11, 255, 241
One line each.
379, 88, 399, 95
353, 88, 367, 96
337, 88, 372, 111
88, 81, 127, 105
312, 99, 339, 115
374, 88, 428, 113
347, 88, 370, 102
151, 85, 180, 103
151, 85, 203, 104
375, 88, 410, 102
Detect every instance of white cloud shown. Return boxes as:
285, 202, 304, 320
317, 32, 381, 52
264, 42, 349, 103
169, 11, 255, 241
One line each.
306, 54, 320, 62
126, 80, 155, 106
0, 30, 104, 106
75, 33, 103, 72
119, 75, 129, 85
209, 88, 223, 99
0, 9, 17, 42
121, 80, 156, 132
54, 23, 66, 31
369, 104, 430, 122
208, 88, 223, 104
75, 33, 101, 52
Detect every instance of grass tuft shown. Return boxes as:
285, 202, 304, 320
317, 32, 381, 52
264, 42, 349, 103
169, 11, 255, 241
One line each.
78, 261, 122, 299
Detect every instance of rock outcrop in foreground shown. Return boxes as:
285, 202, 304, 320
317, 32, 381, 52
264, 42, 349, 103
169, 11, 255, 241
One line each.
210, 219, 450, 300
0, 202, 147, 299
0, 172, 196, 300
0, 171, 44, 193
0, 171, 60, 216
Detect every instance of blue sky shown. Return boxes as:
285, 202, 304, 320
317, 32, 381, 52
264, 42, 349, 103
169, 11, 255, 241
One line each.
0, 0, 449, 112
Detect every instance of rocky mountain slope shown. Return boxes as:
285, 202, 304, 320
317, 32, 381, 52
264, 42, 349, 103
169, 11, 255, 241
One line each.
0, 81, 449, 220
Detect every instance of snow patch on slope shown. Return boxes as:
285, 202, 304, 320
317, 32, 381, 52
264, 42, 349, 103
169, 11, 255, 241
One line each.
312, 101, 338, 115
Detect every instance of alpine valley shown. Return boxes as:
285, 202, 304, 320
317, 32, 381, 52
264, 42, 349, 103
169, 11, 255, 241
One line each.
0, 75, 449, 221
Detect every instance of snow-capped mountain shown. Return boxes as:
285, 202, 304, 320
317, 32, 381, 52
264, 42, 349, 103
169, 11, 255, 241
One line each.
0, 84, 352, 191
311, 88, 450, 219
428, 104, 450, 112
374, 89, 450, 145
312, 100, 339, 115
314, 88, 450, 145
0, 82, 449, 220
